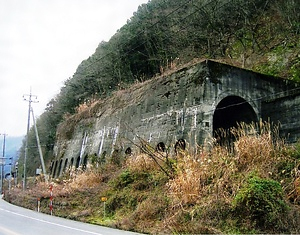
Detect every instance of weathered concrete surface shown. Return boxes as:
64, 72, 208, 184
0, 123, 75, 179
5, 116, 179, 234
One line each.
51, 60, 300, 177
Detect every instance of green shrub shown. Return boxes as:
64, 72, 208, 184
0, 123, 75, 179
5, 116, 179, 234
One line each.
233, 175, 289, 229
290, 59, 300, 82
105, 189, 137, 215
110, 149, 124, 166
113, 170, 134, 189
290, 140, 300, 159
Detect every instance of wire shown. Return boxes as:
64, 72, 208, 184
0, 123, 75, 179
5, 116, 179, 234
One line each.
62, 0, 197, 95
211, 86, 300, 113
62, 0, 300, 113
72, 0, 215, 75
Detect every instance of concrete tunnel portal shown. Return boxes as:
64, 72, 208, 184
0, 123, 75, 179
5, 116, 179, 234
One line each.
213, 95, 258, 138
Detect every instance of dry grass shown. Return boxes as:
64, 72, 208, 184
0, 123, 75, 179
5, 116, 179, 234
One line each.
167, 146, 237, 208
167, 121, 295, 208
6, 122, 300, 234
161, 122, 300, 233
59, 167, 103, 193
126, 153, 162, 172
233, 122, 282, 174
167, 153, 203, 205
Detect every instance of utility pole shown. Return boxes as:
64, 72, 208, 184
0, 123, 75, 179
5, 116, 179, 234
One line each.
31, 107, 48, 182
0, 133, 7, 194
23, 89, 38, 190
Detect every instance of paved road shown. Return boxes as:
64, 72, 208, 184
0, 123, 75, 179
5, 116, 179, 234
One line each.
0, 199, 141, 235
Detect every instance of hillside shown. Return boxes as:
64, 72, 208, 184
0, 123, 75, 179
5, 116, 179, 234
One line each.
16, 0, 300, 176
5, 123, 300, 234
0, 136, 23, 176
4, 136, 23, 160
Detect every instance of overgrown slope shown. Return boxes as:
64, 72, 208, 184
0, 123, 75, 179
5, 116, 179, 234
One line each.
7, 123, 300, 234
17, 0, 300, 176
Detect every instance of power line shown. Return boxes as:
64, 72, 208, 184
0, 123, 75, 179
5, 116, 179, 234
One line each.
71, 0, 197, 75
62, 0, 225, 102
43, 1, 300, 121
69, 0, 300, 99
64, 0, 298, 106
56, 0, 300, 113
67, 0, 295, 90
60, 0, 198, 98
210, 86, 300, 113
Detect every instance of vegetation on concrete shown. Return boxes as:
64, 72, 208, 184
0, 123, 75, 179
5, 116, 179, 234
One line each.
16, 0, 300, 176
6, 122, 300, 234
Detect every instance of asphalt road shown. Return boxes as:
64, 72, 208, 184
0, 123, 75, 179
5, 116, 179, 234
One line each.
0, 199, 142, 235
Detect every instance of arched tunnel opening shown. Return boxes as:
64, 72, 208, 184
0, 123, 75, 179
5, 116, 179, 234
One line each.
213, 96, 258, 144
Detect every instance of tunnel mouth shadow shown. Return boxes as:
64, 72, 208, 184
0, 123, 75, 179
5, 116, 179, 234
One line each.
213, 96, 258, 146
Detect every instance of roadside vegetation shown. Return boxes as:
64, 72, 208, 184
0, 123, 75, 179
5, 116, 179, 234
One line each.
5, 122, 300, 234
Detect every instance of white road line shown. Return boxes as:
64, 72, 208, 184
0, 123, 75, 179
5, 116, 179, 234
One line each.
0, 225, 21, 235
0, 208, 103, 235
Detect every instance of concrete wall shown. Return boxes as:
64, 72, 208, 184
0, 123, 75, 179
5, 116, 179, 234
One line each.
51, 60, 300, 177
262, 93, 300, 142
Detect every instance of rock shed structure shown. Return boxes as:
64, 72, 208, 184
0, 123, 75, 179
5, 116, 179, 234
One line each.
51, 60, 300, 177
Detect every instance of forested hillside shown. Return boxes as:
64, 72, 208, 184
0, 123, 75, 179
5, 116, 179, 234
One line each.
18, 0, 299, 176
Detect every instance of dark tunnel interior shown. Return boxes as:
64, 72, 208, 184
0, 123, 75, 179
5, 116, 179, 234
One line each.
213, 96, 258, 137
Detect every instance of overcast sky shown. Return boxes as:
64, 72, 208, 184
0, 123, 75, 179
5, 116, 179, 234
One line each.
0, 0, 149, 137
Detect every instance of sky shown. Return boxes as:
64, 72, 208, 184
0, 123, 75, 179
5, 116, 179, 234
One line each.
0, 0, 149, 137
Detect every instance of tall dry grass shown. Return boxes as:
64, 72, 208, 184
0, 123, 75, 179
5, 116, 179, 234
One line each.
232, 121, 284, 174
59, 167, 103, 193
167, 121, 289, 207
126, 153, 161, 172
